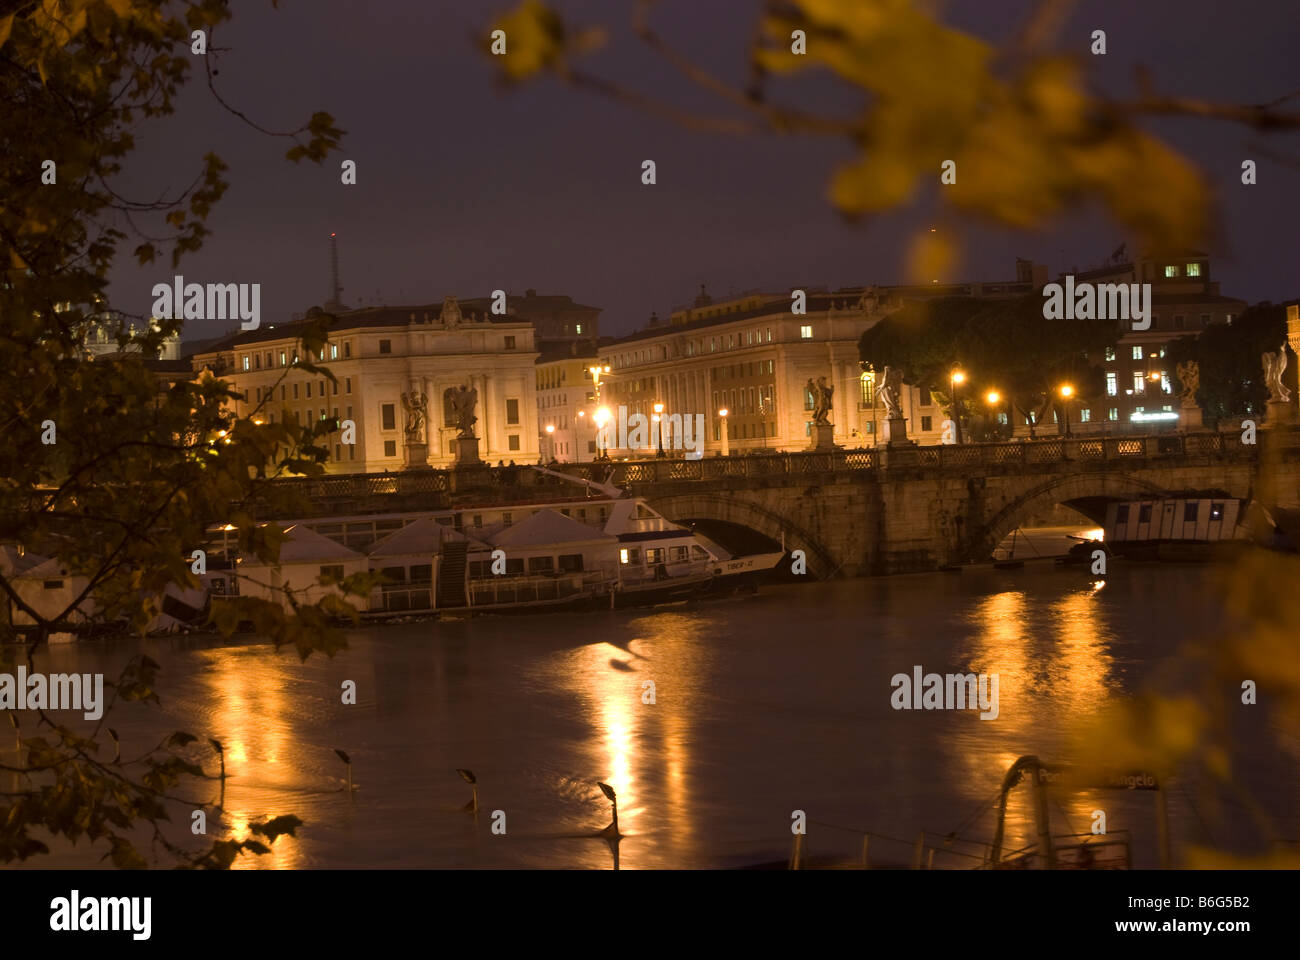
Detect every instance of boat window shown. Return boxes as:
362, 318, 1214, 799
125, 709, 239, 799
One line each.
646, 548, 665, 564
1138, 504, 1152, 523
506, 559, 524, 576
1210, 503, 1223, 520
410, 565, 432, 582
468, 561, 490, 579
1115, 505, 1129, 524
528, 556, 555, 574
1184, 503, 1199, 522
42, 579, 63, 590
381, 566, 406, 583
473, 515, 483, 528
558, 554, 583, 573
319, 565, 345, 582
691, 545, 709, 560
670, 546, 689, 562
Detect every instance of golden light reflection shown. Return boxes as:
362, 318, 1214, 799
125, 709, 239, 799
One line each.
193, 647, 302, 869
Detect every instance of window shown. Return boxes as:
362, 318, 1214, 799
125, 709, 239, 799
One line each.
800, 324, 813, 339
1105, 347, 1115, 361
646, 548, 665, 564
242, 355, 250, 371
508, 435, 520, 451
1132, 373, 1145, 394
280, 386, 286, 400
1186, 262, 1201, 277
1079, 409, 1091, 422
280, 350, 287, 366
1210, 502, 1224, 521
506, 398, 520, 425
1164, 265, 1180, 278
330, 344, 338, 360
710, 337, 717, 352
42, 579, 63, 590
558, 554, 583, 573
1116, 505, 1130, 524
306, 382, 312, 398
1184, 502, 1199, 523
344, 342, 351, 358
504, 336, 516, 349
319, 565, 344, 582
333, 380, 339, 395
293, 384, 299, 399
575, 324, 583, 335
345, 377, 352, 394
381, 403, 396, 430
921, 415, 933, 431
588, 441, 596, 453
266, 352, 272, 367
804, 386, 815, 411
379, 339, 391, 354
1131, 346, 1144, 360
766, 328, 772, 342
1106, 372, 1118, 396
1138, 504, 1152, 523
527, 556, 554, 574
1172, 315, 1184, 330
1108, 408, 1118, 421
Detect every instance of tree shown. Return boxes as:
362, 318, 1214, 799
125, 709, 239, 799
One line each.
859, 294, 1115, 438
1, 0, 352, 868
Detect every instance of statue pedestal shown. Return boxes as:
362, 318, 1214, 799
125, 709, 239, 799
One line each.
808, 422, 836, 451
403, 442, 430, 470
1265, 400, 1297, 428
882, 417, 911, 447
1179, 405, 1203, 431
454, 435, 482, 465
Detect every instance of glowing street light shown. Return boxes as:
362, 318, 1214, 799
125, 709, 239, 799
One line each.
718, 407, 730, 457
594, 406, 611, 459
1059, 383, 1075, 438
653, 401, 666, 458
949, 367, 966, 444
986, 390, 1000, 405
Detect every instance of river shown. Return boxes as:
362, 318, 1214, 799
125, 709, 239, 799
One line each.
7, 561, 1298, 870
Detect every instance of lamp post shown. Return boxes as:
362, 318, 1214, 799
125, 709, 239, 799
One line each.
544, 423, 555, 462
1059, 384, 1075, 438
950, 368, 966, 444
594, 406, 611, 460
653, 401, 666, 458
986, 390, 1002, 441
718, 408, 730, 457
576, 410, 587, 462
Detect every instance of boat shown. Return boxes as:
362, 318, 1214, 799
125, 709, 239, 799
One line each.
1102, 495, 1252, 561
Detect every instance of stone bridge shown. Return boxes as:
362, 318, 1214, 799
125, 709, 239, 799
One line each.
262, 430, 1298, 578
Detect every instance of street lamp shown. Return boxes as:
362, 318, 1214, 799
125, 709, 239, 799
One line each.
653, 401, 666, 458
594, 406, 611, 460
544, 423, 555, 462
985, 390, 1002, 440
718, 408, 730, 457
950, 368, 966, 443
1059, 384, 1075, 438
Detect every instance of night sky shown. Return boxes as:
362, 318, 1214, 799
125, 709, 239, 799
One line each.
103, 0, 1300, 341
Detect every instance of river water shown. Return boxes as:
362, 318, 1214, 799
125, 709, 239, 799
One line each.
8, 562, 1299, 870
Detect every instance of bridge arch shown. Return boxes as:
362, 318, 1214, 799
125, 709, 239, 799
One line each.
646, 492, 837, 578
973, 472, 1171, 560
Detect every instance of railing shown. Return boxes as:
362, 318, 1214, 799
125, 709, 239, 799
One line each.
256, 431, 1253, 504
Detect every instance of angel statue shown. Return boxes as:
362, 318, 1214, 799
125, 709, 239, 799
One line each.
1262, 342, 1292, 404
1175, 360, 1199, 406
813, 375, 835, 425
446, 384, 479, 437
400, 389, 428, 442
879, 365, 903, 420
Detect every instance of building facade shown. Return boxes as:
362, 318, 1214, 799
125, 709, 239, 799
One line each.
188, 297, 541, 471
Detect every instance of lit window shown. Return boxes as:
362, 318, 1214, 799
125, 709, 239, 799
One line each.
1105, 347, 1115, 361
330, 344, 338, 359
1080, 409, 1091, 422
1186, 263, 1201, 277
1132, 373, 1145, 394
1106, 373, 1117, 396
1164, 265, 1180, 278
1108, 408, 1118, 421
800, 325, 813, 339
242, 355, 250, 371
1131, 346, 1143, 360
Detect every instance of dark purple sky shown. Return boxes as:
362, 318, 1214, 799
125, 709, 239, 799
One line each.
105, 0, 1300, 341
